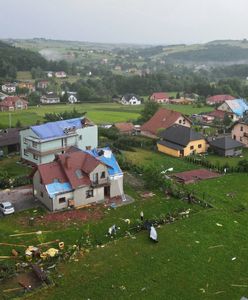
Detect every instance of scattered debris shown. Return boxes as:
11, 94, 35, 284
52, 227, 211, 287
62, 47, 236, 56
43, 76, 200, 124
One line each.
0, 242, 26, 248
231, 257, 237, 261
208, 245, 224, 249
231, 284, 248, 288
141, 192, 155, 198
10, 230, 51, 237
216, 223, 223, 227
214, 291, 225, 295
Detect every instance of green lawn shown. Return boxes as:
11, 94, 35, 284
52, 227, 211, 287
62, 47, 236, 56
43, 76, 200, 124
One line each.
1, 150, 248, 299
0, 156, 31, 177
162, 103, 213, 115
124, 148, 199, 173
16, 71, 33, 81
0, 103, 141, 128
201, 148, 248, 168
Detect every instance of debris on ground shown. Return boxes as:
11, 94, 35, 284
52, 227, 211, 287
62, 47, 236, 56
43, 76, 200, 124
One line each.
216, 223, 223, 227
141, 192, 155, 198
208, 245, 224, 249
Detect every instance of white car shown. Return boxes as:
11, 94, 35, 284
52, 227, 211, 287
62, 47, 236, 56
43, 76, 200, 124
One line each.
0, 202, 15, 215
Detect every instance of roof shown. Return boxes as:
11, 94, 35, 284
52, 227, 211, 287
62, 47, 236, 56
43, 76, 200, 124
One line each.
208, 136, 244, 150
0, 96, 27, 107
224, 99, 248, 116
114, 122, 134, 133
141, 108, 190, 136
31, 118, 85, 140
159, 124, 203, 147
41, 93, 59, 99
151, 92, 169, 100
208, 110, 228, 119
86, 147, 123, 177
46, 182, 72, 198
123, 94, 139, 101
173, 169, 220, 184
207, 94, 235, 103
0, 128, 20, 147
157, 140, 184, 150
38, 150, 104, 190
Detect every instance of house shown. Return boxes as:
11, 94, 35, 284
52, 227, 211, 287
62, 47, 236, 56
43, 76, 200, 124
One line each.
40, 93, 60, 104
114, 122, 134, 135
67, 92, 78, 104
141, 108, 191, 138
37, 80, 49, 89
55, 71, 67, 78
121, 94, 141, 105
157, 124, 207, 157
207, 110, 232, 121
20, 117, 98, 165
18, 81, 36, 93
206, 94, 235, 105
33, 147, 124, 211
2, 83, 16, 94
208, 136, 243, 157
169, 97, 194, 105
150, 92, 169, 103
0, 96, 28, 111
231, 117, 248, 147
217, 99, 248, 121
46, 71, 53, 78
0, 128, 20, 155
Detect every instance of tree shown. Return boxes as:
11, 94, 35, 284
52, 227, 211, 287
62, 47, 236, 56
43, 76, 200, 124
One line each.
15, 120, 22, 128
78, 86, 93, 101
223, 113, 232, 127
139, 101, 160, 123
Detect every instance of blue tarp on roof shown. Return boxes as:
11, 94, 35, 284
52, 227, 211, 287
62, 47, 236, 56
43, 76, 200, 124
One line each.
228, 99, 248, 116
31, 118, 84, 139
86, 147, 123, 177
46, 182, 72, 198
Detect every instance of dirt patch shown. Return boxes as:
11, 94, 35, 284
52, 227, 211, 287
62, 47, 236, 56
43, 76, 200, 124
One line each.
37, 207, 103, 224
124, 172, 144, 189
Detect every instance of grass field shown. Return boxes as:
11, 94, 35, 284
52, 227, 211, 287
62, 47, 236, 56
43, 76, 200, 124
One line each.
0, 156, 31, 177
16, 71, 33, 81
162, 103, 213, 115
0, 102, 213, 129
1, 149, 248, 299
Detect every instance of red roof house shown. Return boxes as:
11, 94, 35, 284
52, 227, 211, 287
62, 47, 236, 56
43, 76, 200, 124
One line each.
141, 108, 191, 138
150, 92, 170, 103
206, 95, 235, 105
0, 96, 28, 111
114, 122, 134, 134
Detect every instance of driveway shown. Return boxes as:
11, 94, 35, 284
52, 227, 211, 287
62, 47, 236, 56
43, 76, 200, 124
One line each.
0, 185, 42, 216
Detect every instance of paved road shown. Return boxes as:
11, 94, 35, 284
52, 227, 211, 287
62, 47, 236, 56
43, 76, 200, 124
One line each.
0, 185, 42, 216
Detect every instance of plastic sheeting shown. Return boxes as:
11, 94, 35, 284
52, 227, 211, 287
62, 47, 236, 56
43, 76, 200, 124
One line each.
46, 181, 72, 198
86, 147, 123, 177
226, 99, 248, 116
31, 118, 84, 139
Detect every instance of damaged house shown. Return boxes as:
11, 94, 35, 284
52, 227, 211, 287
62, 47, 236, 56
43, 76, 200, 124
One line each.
33, 147, 124, 211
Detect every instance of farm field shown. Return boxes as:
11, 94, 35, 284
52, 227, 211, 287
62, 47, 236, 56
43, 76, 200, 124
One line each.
0, 102, 213, 129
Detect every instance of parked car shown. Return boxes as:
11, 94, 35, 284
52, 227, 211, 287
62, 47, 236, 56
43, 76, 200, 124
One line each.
0, 201, 15, 215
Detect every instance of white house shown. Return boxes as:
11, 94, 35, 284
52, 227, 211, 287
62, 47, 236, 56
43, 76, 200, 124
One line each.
2, 83, 16, 94
20, 117, 98, 165
40, 93, 60, 104
121, 94, 141, 105
67, 92, 78, 104
55, 71, 67, 78
217, 99, 248, 121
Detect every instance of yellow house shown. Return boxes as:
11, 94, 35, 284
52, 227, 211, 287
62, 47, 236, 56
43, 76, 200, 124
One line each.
157, 124, 208, 157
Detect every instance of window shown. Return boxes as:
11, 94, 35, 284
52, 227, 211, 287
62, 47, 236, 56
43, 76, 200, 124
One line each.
24, 138, 28, 145
24, 149, 28, 156
86, 146, 91, 150
79, 135, 82, 140
33, 154, 38, 160
32, 141, 38, 148
240, 137, 243, 142
190, 145, 194, 150
233, 135, 236, 140
86, 190, 94, 198
241, 126, 243, 132
75, 169, 83, 179
198, 144, 202, 149
179, 120, 182, 124
183, 119, 186, 124
59, 197, 66, 204
101, 171, 106, 179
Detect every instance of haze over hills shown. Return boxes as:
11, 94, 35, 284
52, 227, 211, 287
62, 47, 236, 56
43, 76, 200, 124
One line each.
4, 38, 248, 66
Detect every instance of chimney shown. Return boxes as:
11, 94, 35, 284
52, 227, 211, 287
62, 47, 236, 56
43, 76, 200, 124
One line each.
65, 154, 70, 169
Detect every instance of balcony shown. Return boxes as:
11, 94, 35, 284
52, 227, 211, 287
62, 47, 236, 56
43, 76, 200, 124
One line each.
91, 178, 110, 188
26, 146, 69, 156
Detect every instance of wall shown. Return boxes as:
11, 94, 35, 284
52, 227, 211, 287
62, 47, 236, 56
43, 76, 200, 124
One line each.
33, 171, 53, 210
232, 123, 248, 147
157, 143, 180, 157
73, 186, 104, 207
175, 117, 191, 128
20, 128, 41, 165
89, 164, 109, 185
54, 191, 74, 211
184, 139, 208, 156
110, 176, 124, 198
76, 125, 98, 150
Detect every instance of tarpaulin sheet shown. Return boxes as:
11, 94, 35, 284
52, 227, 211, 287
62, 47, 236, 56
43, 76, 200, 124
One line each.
31, 118, 84, 139
86, 147, 123, 176
227, 99, 248, 116
46, 182, 72, 198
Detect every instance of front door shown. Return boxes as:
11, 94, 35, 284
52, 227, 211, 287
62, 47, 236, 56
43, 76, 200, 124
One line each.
180, 150, 184, 157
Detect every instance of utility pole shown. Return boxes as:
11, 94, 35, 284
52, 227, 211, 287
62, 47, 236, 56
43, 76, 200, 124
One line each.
9, 113, 11, 128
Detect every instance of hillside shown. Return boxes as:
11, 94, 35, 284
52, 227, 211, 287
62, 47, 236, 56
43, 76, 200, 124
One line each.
0, 40, 48, 78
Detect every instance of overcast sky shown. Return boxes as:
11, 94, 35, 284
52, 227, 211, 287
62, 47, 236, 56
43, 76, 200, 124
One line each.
0, 0, 247, 45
